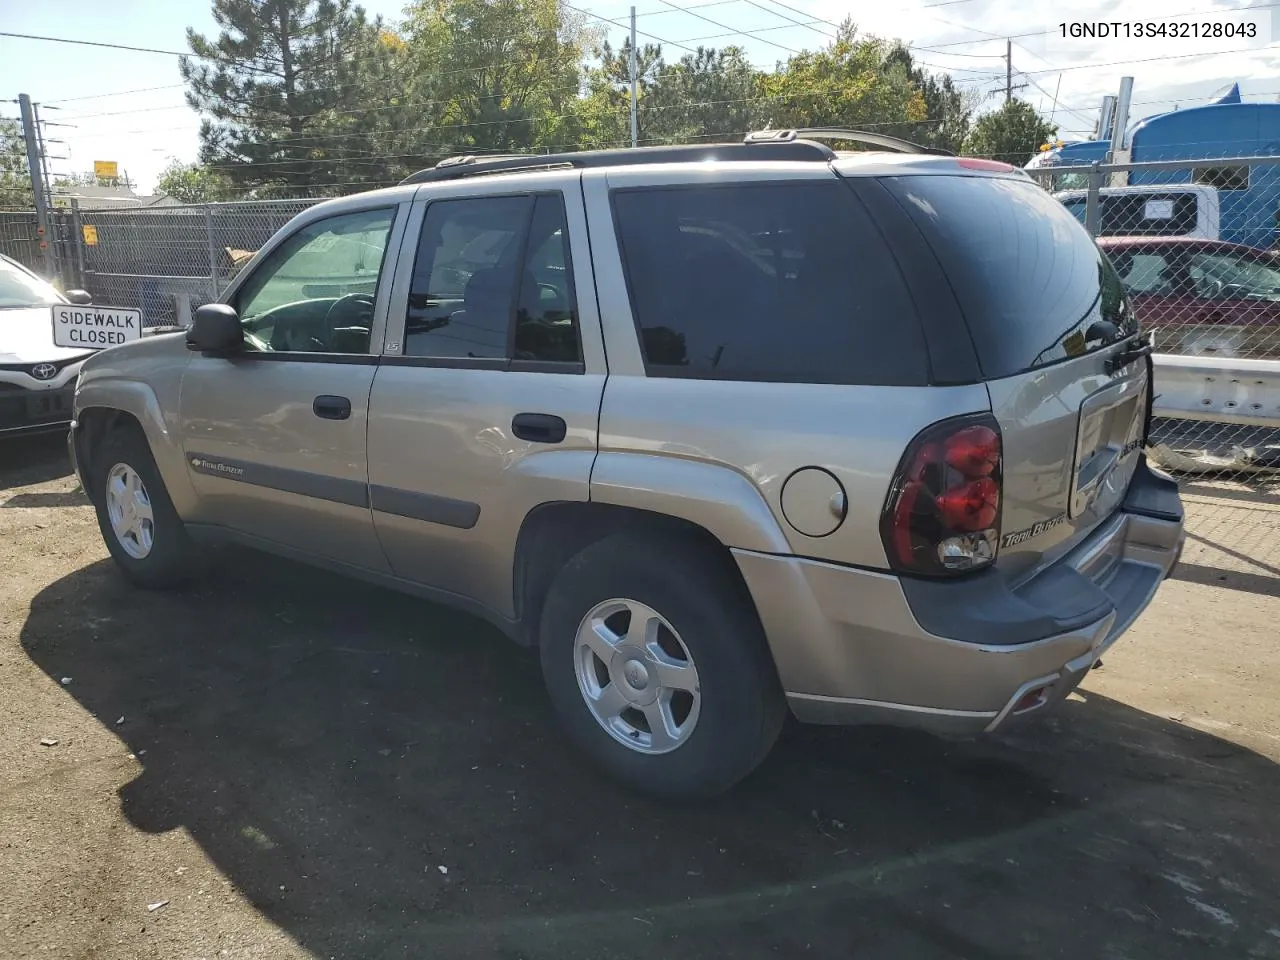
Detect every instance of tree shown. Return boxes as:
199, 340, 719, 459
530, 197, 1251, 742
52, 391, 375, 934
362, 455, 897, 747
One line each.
758, 21, 927, 134
964, 99, 1058, 165
882, 45, 977, 153
155, 159, 234, 203
402, 0, 593, 156
574, 37, 664, 148
0, 120, 32, 208
181, 0, 399, 195
643, 46, 761, 144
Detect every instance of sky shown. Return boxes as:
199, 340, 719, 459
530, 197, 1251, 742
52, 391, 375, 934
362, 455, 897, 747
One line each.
1, 0, 1277, 192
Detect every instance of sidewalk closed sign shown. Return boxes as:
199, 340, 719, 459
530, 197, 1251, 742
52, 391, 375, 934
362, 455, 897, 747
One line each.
51, 305, 144, 349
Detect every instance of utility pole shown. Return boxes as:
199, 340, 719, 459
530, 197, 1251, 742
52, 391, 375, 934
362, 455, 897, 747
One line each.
1005, 39, 1012, 104
629, 6, 638, 149
17, 94, 54, 277
1002, 40, 1026, 106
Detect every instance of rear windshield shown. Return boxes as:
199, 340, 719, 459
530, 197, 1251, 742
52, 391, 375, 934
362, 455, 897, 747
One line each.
883, 175, 1135, 380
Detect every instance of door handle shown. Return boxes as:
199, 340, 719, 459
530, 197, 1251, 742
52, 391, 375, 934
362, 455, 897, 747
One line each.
512, 412, 567, 444
313, 395, 352, 421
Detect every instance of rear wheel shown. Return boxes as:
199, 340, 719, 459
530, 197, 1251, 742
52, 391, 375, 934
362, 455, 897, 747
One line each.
538, 531, 786, 800
91, 426, 195, 588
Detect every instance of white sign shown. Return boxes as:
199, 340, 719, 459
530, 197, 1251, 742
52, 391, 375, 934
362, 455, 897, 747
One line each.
51, 305, 144, 349
1144, 199, 1175, 220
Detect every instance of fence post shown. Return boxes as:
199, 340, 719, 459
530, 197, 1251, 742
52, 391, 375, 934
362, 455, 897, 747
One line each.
205, 203, 219, 301
69, 198, 87, 291
1084, 163, 1103, 238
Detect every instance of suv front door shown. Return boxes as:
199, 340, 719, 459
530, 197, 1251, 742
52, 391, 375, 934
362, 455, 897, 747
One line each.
179, 202, 407, 571
367, 173, 606, 619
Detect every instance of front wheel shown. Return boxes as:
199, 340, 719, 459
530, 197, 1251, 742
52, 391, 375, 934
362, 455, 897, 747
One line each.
91, 426, 196, 589
538, 532, 786, 800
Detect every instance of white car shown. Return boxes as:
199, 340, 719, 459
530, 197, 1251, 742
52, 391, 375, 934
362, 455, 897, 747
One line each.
0, 254, 97, 437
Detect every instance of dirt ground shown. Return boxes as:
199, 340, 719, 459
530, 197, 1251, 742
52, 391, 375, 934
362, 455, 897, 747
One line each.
2, 432, 1278, 960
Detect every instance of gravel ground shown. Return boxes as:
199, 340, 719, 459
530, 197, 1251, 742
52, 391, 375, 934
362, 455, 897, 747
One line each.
2, 432, 1278, 960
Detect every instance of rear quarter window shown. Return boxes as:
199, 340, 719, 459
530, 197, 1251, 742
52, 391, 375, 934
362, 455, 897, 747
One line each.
883, 175, 1135, 380
611, 180, 929, 386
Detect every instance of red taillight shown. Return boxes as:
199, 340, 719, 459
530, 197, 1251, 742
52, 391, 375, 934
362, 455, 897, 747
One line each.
880, 416, 1003, 576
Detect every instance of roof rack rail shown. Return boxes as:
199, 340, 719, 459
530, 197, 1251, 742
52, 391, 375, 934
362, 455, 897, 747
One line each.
396, 127, 949, 185
745, 127, 953, 156
398, 140, 837, 185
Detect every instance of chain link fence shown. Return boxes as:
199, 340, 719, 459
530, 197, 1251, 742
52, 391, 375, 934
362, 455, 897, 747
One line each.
0, 209, 79, 289
75, 199, 320, 329
1036, 153, 1280, 582
1036, 156, 1280, 475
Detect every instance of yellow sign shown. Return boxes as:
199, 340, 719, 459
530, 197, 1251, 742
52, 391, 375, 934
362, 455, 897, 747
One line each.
93, 160, 118, 180
82, 224, 98, 246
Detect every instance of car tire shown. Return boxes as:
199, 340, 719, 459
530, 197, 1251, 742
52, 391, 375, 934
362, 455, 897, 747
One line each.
538, 531, 786, 801
91, 425, 195, 589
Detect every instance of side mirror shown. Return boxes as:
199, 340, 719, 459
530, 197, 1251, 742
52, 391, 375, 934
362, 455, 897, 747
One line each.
65, 289, 93, 305
187, 303, 244, 355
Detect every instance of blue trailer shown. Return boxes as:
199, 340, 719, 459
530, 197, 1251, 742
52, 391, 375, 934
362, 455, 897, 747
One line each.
1027, 86, 1280, 249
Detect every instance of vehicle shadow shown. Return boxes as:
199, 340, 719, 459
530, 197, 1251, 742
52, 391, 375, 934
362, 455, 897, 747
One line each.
20, 552, 1280, 960
0, 432, 72, 490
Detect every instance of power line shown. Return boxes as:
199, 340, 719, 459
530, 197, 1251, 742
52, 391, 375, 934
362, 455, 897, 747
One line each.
42, 84, 188, 104
734, 0, 833, 38
0, 30, 194, 58
654, 0, 803, 54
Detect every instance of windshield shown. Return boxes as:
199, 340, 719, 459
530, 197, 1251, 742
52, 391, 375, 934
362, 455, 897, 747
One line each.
1191, 252, 1280, 299
0, 258, 64, 309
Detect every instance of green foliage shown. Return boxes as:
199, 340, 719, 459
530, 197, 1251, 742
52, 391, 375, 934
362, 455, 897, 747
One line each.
182, 0, 400, 194
644, 46, 760, 145
0, 120, 32, 208
176, 1, 1056, 195
758, 21, 927, 134
156, 159, 234, 203
964, 99, 1059, 165
400, 0, 594, 156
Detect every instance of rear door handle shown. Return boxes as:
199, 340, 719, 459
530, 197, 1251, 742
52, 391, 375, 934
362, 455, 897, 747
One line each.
313, 395, 352, 420
512, 412, 566, 444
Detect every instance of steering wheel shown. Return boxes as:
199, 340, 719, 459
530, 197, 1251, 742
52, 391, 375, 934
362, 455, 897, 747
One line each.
323, 293, 376, 347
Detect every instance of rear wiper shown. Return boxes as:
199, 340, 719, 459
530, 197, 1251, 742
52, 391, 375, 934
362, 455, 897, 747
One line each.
1104, 333, 1153, 374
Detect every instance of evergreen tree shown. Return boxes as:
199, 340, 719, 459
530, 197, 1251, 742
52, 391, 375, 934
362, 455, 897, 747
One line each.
181, 0, 396, 195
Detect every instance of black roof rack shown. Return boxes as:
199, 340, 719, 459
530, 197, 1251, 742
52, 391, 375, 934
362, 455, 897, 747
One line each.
398, 127, 948, 185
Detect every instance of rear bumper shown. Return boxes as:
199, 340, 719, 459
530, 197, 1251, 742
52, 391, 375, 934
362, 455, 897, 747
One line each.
735, 458, 1185, 735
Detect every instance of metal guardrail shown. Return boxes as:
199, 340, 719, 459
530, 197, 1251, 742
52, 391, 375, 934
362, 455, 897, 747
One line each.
1152, 354, 1280, 428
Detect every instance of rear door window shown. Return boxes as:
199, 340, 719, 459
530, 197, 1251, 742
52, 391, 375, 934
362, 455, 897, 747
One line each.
1099, 193, 1199, 237
611, 180, 928, 386
882, 175, 1135, 379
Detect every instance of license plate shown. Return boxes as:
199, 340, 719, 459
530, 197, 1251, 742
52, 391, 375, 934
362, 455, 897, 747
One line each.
25, 392, 67, 419
1070, 373, 1148, 519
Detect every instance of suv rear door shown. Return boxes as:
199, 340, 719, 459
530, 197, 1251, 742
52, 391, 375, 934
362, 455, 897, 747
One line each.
876, 172, 1148, 579
366, 170, 606, 619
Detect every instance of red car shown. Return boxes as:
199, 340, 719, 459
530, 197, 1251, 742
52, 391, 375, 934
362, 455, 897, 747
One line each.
1097, 237, 1280, 358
